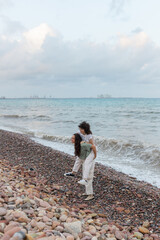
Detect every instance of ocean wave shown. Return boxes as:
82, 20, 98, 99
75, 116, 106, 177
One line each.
34, 115, 51, 120
42, 134, 71, 143
95, 137, 160, 167
38, 134, 160, 167
0, 114, 28, 119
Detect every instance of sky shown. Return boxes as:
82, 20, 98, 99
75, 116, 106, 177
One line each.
0, 0, 160, 98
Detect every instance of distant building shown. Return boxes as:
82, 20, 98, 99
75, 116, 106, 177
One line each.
97, 94, 112, 98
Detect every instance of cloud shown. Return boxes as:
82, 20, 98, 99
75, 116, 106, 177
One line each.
23, 23, 56, 53
0, 0, 13, 10
0, 23, 160, 92
118, 32, 149, 47
0, 15, 26, 36
109, 0, 130, 17
132, 27, 143, 34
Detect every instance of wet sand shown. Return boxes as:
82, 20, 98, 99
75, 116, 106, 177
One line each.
0, 129, 159, 235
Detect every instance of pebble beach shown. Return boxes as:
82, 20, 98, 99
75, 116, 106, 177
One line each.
0, 129, 159, 240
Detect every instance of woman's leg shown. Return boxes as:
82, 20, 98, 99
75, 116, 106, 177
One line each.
72, 157, 83, 173
85, 159, 95, 195
64, 157, 82, 176
83, 151, 95, 180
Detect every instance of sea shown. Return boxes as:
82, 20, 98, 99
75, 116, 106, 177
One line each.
0, 98, 160, 188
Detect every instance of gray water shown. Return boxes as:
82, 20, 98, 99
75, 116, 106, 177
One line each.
0, 98, 160, 188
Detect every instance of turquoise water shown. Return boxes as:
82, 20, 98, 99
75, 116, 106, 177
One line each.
0, 98, 160, 187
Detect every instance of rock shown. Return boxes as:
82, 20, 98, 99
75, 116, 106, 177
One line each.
39, 200, 51, 209
30, 219, 37, 228
52, 221, 60, 229
0, 208, 7, 216
55, 226, 64, 232
36, 222, 46, 231
83, 231, 93, 237
66, 236, 74, 240
1, 234, 11, 240
4, 227, 22, 237
150, 234, 160, 239
25, 235, 37, 240
139, 227, 150, 234
134, 232, 143, 239
89, 226, 96, 235
60, 214, 68, 222
64, 221, 82, 235
13, 210, 28, 219
0, 223, 6, 233
4, 223, 21, 233
42, 216, 50, 222
11, 231, 26, 239
115, 230, 124, 240
102, 224, 109, 231
142, 221, 150, 228
92, 237, 98, 240
116, 207, 124, 212
81, 237, 92, 240
17, 216, 29, 223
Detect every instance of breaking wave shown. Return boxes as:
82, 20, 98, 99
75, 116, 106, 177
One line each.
0, 114, 28, 119
37, 134, 160, 168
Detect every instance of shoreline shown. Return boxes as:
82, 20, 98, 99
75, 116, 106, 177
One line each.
0, 129, 159, 235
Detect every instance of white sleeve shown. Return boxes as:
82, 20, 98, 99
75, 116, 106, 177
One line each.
87, 134, 93, 141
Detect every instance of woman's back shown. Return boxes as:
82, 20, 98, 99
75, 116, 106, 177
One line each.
79, 142, 92, 160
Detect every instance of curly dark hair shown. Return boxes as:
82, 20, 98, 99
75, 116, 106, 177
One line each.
78, 121, 92, 134
74, 133, 82, 157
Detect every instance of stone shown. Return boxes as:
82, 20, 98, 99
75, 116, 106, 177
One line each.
13, 210, 28, 219
64, 221, 82, 235
102, 224, 109, 231
4, 222, 21, 233
60, 214, 68, 222
0, 208, 7, 216
139, 227, 150, 234
11, 231, 26, 239
1, 234, 11, 240
37, 237, 55, 240
55, 226, 64, 232
0, 223, 6, 233
89, 226, 97, 235
52, 221, 60, 229
36, 222, 46, 231
81, 237, 92, 240
39, 200, 51, 209
115, 230, 124, 240
83, 231, 93, 237
150, 234, 160, 239
4, 227, 22, 237
134, 232, 143, 239
142, 221, 150, 228
17, 216, 29, 223
30, 219, 37, 228
66, 236, 74, 240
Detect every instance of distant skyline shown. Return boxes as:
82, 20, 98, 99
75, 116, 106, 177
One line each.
0, 0, 160, 98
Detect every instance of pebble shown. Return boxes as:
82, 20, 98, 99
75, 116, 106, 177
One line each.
134, 232, 144, 239
0, 130, 159, 240
0, 208, 7, 216
139, 227, 150, 234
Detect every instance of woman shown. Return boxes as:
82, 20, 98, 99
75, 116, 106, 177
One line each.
64, 121, 96, 181
69, 133, 96, 200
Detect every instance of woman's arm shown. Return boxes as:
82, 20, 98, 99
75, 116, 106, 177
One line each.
89, 139, 94, 145
91, 145, 97, 159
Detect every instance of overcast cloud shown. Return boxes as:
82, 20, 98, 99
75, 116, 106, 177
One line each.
0, 0, 160, 98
